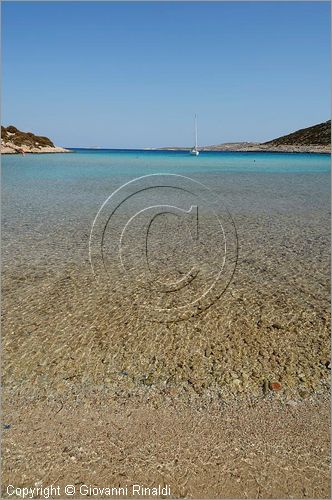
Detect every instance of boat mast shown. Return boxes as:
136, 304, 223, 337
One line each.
195, 114, 198, 150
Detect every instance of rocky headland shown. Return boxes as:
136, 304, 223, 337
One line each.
159, 120, 331, 154
1, 125, 70, 154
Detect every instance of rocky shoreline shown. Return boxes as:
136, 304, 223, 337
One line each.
1, 143, 70, 154
155, 143, 331, 154
1, 125, 70, 154
200, 142, 331, 154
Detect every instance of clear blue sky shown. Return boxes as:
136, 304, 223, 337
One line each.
2, 1, 330, 148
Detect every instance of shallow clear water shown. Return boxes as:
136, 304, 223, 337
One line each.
2, 150, 330, 258
2, 150, 331, 400
2, 150, 330, 272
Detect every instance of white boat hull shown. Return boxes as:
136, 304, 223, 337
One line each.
190, 149, 199, 156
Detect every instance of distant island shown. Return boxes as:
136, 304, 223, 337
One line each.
155, 120, 331, 154
1, 125, 70, 154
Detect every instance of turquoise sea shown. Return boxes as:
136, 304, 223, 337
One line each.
2, 149, 330, 183
2, 147, 330, 244
2, 149, 330, 276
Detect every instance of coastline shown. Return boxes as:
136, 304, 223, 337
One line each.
1, 145, 71, 154
2, 145, 329, 156
149, 144, 331, 154
202, 143, 331, 154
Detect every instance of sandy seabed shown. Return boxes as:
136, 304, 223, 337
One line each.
2, 168, 330, 498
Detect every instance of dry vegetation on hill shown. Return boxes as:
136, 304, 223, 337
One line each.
1, 125, 69, 154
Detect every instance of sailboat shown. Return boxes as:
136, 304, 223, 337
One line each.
190, 114, 199, 156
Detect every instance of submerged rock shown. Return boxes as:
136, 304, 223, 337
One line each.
269, 381, 282, 391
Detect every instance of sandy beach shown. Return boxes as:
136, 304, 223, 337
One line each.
2, 396, 330, 498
